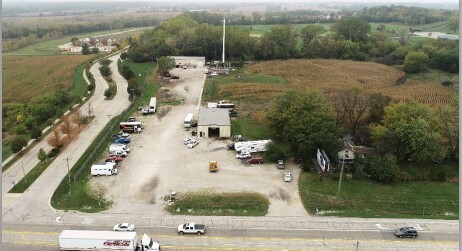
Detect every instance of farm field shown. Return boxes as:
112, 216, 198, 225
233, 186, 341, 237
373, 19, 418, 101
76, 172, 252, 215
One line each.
3, 55, 92, 103
210, 59, 455, 107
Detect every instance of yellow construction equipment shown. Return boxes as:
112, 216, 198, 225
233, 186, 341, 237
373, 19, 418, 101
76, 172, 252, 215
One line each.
209, 161, 218, 172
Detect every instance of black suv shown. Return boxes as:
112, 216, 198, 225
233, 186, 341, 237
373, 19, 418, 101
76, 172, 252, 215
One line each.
394, 227, 418, 238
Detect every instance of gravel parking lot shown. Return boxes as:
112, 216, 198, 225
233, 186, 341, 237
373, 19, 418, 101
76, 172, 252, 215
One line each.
92, 57, 308, 217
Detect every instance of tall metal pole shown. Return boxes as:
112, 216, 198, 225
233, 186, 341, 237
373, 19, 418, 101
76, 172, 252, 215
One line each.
222, 17, 226, 64
337, 156, 345, 199
66, 157, 71, 194
21, 161, 27, 183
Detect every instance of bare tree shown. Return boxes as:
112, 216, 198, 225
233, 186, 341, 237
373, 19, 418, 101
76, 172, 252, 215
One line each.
47, 128, 63, 148
333, 88, 371, 138
60, 116, 72, 135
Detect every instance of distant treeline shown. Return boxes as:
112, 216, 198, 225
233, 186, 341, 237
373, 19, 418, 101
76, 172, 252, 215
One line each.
127, 12, 459, 74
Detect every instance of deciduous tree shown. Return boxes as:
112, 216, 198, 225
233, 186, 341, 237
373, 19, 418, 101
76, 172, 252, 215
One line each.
267, 90, 339, 160
331, 17, 371, 42
403, 51, 429, 73
370, 101, 443, 161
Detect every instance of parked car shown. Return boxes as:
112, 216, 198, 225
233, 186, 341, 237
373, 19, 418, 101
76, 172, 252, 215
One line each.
126, 117, 137, 122
229, 111, 237, 117
277, 160, 285, 169
284, 173, 292, 182
113, 132, 129, 139
394, 227, 418, 238
183, 65, 188, 69
113, 223, 135, 232
246, 156, 263, 164
236, 151, 251, 159
105, 155, 123, 163
114, 137, 131, 144
171, 75, 180, 79
187, 140, 199, 148
109, 150, 128, 158
184, 138, 194, 145
141, 106, 149, 115
227, 143, 235, 150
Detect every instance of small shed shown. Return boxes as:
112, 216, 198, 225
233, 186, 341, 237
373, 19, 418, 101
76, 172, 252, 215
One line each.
197, 108, 231, 138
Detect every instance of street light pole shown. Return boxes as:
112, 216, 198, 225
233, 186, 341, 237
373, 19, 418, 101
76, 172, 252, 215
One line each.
65, 157, 71, 194
21, 161, 27, 183
337, 156, 345, 199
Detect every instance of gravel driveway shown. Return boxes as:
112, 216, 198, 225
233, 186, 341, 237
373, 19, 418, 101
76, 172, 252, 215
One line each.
92, 57, 308, 217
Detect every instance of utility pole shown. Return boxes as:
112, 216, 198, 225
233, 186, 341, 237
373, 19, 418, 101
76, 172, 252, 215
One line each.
130, 88, 136, 102
222, 17, 226, 64
21, 161, 27, 183
65, 157, 71, 194
337, 156, 345, 199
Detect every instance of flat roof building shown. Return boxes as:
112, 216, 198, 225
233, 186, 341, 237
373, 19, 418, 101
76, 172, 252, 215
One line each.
197, 108, 231, 138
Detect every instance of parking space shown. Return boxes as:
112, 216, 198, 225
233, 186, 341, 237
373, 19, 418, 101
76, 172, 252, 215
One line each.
91, 57, 308, 217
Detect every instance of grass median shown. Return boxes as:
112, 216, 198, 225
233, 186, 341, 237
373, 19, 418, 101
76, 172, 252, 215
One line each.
299, 171, 458, 220
166, 191, 270, 216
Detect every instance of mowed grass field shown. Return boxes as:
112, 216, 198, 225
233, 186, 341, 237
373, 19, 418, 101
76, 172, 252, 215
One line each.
3, 55, 92, 103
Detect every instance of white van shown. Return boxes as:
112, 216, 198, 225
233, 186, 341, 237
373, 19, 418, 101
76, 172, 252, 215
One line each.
109, 150, 128, 157
149, 97, 157, 113
91, 163, 118, 176
109, 144, 130, 153
184, 113, 194, 128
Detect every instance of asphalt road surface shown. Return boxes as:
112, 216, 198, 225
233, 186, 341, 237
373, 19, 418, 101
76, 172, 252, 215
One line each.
2, 222, 459, 251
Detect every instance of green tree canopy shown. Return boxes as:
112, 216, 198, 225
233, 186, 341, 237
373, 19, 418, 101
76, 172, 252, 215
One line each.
403, 51, 429, 73
258, 24, 298, 59
157, 56, 176, 75
331, 17, 371, 42
370, 101, 444, 161
267, 90, 339, 160
447, 15, 459, 34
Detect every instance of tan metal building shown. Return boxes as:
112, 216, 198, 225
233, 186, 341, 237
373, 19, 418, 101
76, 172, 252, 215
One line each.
197, 108, 231, 138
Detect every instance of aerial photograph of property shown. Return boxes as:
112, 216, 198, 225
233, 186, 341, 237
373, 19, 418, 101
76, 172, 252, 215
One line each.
2, 0, 459, 250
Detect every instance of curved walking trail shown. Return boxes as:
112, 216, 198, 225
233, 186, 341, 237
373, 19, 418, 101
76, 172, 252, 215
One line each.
1, 55, 458, 240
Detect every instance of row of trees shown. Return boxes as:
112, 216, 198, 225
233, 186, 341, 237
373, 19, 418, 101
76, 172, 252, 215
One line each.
127, 14, 459, 74
184, 5, 454, 26
266, 90, 458, 182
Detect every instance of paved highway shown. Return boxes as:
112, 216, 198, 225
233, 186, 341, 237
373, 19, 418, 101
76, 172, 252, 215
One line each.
3, 223, 459, 250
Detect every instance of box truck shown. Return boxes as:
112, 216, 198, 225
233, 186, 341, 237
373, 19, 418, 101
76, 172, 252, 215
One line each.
58, 230, 160, 250
91, 162, 118, 176
149, 97, 157, 113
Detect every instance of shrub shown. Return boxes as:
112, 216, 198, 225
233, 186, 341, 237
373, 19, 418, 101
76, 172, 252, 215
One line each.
87, 83, 95, 92
364, 154, 399, 182
47, 148, 60, 158
14, 124, 28, 135
263, 142, 286, 163
442, 80, 453, 86
99, 65, 111, 77
30, 127, 42, 139
104, 88, 113, 98
10, 135, 28, 153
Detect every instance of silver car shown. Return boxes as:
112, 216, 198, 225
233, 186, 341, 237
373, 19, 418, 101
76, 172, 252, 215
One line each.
113, 223, 135, 232
394, 227, 418, 238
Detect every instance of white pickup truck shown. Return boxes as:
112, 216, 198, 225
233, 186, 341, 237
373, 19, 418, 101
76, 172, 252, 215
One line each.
177, 222, 206, 235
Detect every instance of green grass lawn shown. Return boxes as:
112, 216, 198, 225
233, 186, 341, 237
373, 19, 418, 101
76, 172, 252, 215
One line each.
407, 69, 459, 84
299, 171, 458, 219
2, 144, 12, 162
231, 117, 271, 140
70, 63, 89, 98
166, 191, 269, 216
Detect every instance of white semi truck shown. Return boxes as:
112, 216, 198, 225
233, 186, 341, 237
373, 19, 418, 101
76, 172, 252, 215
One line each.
58, 230, 160, 251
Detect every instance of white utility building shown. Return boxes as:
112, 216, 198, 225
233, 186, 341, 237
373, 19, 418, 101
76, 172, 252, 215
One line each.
197, 108, 231, 138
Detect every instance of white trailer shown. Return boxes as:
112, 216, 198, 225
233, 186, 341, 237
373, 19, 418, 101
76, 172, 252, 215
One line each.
91, 162, 118, 176
235, 140, 271, 153
149, 97, 157, 113
58, 230, 159, 251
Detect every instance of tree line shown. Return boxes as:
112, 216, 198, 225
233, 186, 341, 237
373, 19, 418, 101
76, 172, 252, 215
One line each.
127, 13, 459, 74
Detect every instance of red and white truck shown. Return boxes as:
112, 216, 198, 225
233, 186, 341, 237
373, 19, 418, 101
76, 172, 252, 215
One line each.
58, 230, 160, 251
